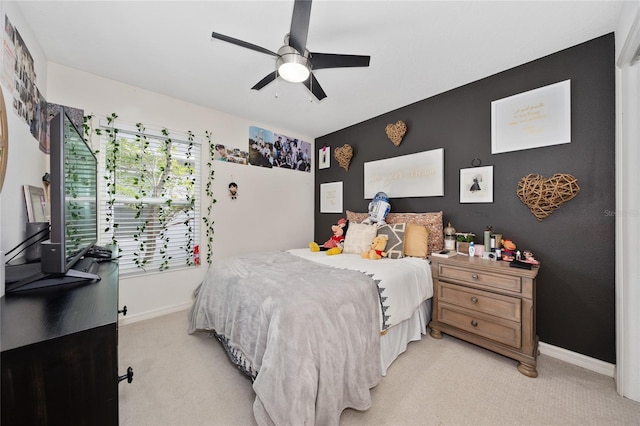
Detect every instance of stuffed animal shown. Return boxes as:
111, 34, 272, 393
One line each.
309, 218, 348, 255
362, 191, 391, 226
362, 235, 388, 260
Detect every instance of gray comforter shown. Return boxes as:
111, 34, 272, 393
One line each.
188, 251, 381, 426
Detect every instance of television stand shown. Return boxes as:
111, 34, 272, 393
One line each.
2, 260, 126, 425
4, 258, 101, 294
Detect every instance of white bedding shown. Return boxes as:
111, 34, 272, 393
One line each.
288, 249, 434, 332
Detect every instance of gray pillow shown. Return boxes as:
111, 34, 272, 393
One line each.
376, 223, 406, 259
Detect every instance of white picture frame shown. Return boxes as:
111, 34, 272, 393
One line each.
318, 146, 330, 169
460, 166, 493, 203
320, 181, 343, 213
491, 79, 571, 154
23, 184, 46, 222
363, 148, 444, 198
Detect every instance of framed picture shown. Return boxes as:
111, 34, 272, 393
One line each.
363, 148, 444, 198
491, 79, 571, 154
318, 146, 330, 169
320, 181, 343, 213
460, 166, 493, 203
23, 184, 47, 222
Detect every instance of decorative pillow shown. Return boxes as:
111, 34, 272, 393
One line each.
404, 223, 429, 258
386, 212, 443, 254
346, 210, 369, 223
347, 211, 444, 254
342, 222, 378, 254
376, 223, 406, 259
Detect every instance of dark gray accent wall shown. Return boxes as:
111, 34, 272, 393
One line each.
315, 34, 615, 363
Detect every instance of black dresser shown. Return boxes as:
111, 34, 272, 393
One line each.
1, 261, 130, 425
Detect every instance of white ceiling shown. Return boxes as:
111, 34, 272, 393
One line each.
16, 0, 623, 139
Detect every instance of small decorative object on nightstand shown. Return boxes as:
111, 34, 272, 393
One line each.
444, 222, 456, 251
429, 255, 540, 377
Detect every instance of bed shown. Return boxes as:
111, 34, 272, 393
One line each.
188, 211, 443, 425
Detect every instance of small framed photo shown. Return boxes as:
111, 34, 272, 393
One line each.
23, 184, 47, 222
318, 146, 330, 169
460, 166, 493, 203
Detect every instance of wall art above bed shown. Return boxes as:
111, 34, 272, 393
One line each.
363, 148, 444, 198
491, 79, 571, 154
320, 181, 343, 213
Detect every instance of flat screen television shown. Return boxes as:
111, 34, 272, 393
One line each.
5, 111, 100, 292
40, 111, 99, 277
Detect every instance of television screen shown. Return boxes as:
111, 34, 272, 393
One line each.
62, 114, 97, 262
41, 111, 98, 275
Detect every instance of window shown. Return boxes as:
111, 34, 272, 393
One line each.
98, 122, 200, 276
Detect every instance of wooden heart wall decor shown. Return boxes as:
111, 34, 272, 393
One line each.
334, 144, 353, 171
385, 120, 407, 146
516, 173, 580, 221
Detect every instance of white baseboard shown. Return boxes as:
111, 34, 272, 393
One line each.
539, 341, 615, 377
118, 301, 192, 326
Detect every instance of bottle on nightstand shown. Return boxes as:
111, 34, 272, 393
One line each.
468, 242, 476, 257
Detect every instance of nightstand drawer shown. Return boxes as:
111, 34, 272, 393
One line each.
438, 264, 522, 293
438, 303, 522, 348
438, 282, 521, 322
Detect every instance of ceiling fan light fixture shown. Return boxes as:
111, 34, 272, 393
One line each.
277, 45, 310, 83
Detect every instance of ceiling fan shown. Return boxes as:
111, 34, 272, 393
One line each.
211, 0, 370, 101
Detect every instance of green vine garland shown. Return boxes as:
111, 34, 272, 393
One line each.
84, 113, 214, 271
203, 130, 217, 264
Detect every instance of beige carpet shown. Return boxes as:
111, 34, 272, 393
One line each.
118, 309, 640, 425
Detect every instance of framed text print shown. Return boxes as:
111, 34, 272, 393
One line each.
320, 181, 343, 213
460, 166, 493, 203
491, 80, 571, 154
364, 148, 444, 198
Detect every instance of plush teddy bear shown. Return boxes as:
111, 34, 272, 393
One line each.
361, 235, 388, 260
309, 218, 348, 255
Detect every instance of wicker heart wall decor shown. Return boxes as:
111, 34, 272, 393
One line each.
385, 120, 407, 146
516, 173, 580, 221
334, 144, 353, 171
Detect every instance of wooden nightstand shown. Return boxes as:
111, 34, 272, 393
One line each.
428, 255, 539, 377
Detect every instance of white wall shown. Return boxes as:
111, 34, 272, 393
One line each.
44, 63, 315, 320
615, 0, 640, 403
0, 2, 49, 263
0, 0, 316, 322
0, 2, 315, 318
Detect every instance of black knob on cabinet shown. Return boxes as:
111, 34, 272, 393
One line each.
118, 306, 128, 316
118, 366, 134, 384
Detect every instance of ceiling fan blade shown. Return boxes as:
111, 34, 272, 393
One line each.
251, 72, 278, 91
303, 73, 327, 101
212, 32, 278, 57
288, 0, 312, 54
310, 53, 371, 70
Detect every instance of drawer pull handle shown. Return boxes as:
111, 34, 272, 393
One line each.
471, 320, 478, 327
471, 274, 479, 280
471, 296, 478, 304
118, 366, 134, 384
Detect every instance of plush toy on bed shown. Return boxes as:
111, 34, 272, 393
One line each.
309, 218, 348, 255
362, 191, 391, 226
362, 235, 389, 260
